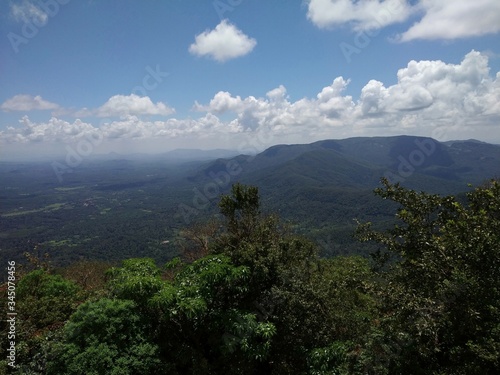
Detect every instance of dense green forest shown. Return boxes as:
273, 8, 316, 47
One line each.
2, 136, 499, 270
2, 180, 499, 374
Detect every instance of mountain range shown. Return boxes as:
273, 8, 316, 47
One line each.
192, 135, 500, 193
1, 135, 498, 264
183, 136, 500, 255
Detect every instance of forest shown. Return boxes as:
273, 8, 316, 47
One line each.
2, 136, 499, 270
1, 179, 499, 374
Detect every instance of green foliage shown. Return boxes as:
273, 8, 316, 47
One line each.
106, 258, 163, 304
47, 298, 166, 375
152, 254, 250, 318
17, 269, 80, 301
219, 182, 261, 238
357, 178, 500, 374
1, 270, 81, 374
15, 269, 80, 334
150, 254, 276, 373
312, 256, 376, 342
212, 184, 368, 373
307, 342, 351, 375
224, 312, 277, 361
6, 180, 500, 375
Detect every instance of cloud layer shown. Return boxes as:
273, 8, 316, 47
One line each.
1, 51, 499, 148
189, 20, 257, 62
1, 95, 60, 112
307, 0, 500, 40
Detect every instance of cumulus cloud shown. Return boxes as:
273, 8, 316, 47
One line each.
0, 116, 98, 143
194, 50, 500, 140
0, 113, 239, 145
398, 0, 500, 41
194, 77, 356, 132
189, 20, 257, 62
1, 94, 174, 119
95, 94, 175, 117
307, 0, 500, 40
1, 95, 59, 112
10, 0, 48, 25
1, 51, 499, 148
306, 0, 414, 31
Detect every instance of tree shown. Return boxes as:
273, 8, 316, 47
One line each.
61, 260, 112, 293
47, 298, 166, 375
218, 183, 261, 240
16, 269, 81, 330
150, 254, 275, 374
356, 178, 500, 374
106, 258, 163, 306
1, 269, 81, 374
212, 183, 358, 373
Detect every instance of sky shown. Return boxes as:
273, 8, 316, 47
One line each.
1, 0, 500, 160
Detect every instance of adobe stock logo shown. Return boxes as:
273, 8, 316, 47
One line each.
131, 65, 169, 97
51, 64, 169, 183
51, 130, 104, 183
213, 0, 244, 20
384, 137, 438, 184
339, 0, 406, 63
176, 131, 274, 224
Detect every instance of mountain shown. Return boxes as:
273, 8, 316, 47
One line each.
187, 136, 500, 255
1, 136, 498, 265
193, 136, 500, 191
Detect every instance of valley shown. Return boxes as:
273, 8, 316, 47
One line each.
1, 135, 499, 269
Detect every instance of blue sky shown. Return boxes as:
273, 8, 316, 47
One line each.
1, 0, 500, 160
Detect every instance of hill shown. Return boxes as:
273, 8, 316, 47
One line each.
190, 136, 500, 254
1, 135, 499, 266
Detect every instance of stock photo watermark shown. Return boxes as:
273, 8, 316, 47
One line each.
8, 0, 71, 54
384, 137, 437, 184
51, 131, 104, 183
339, 0, 405, 63
213, 0, 243, 20
176, 131, 274, 224
6, 261, 17, 369
132, 65, 169, 97
51, 64, 169, 183
384, 127, 447, 184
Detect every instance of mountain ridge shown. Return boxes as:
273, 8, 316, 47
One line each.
192, 135, 500, 194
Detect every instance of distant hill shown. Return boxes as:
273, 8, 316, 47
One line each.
193, 136, 500, 192
187, 136, 500, 255
1, 136, 498, 265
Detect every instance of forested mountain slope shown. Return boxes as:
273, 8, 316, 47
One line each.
1, 136, 499, 265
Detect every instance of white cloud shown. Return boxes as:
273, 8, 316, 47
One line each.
193, 91, 243, 113
189, 20, 257, 62
307, 0, 500, 40
1, 94, 175, 118
1, 95, 59, 112
193, 50, 500, 141
10, 0, 48, 25
0, 113, 238, 145
358, 50, 500, 138
1, 51, 499, 149
95, 94, 175, 117
306, 0, 414, 31
398, 0, 500, 41
0, 116, 97, 143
